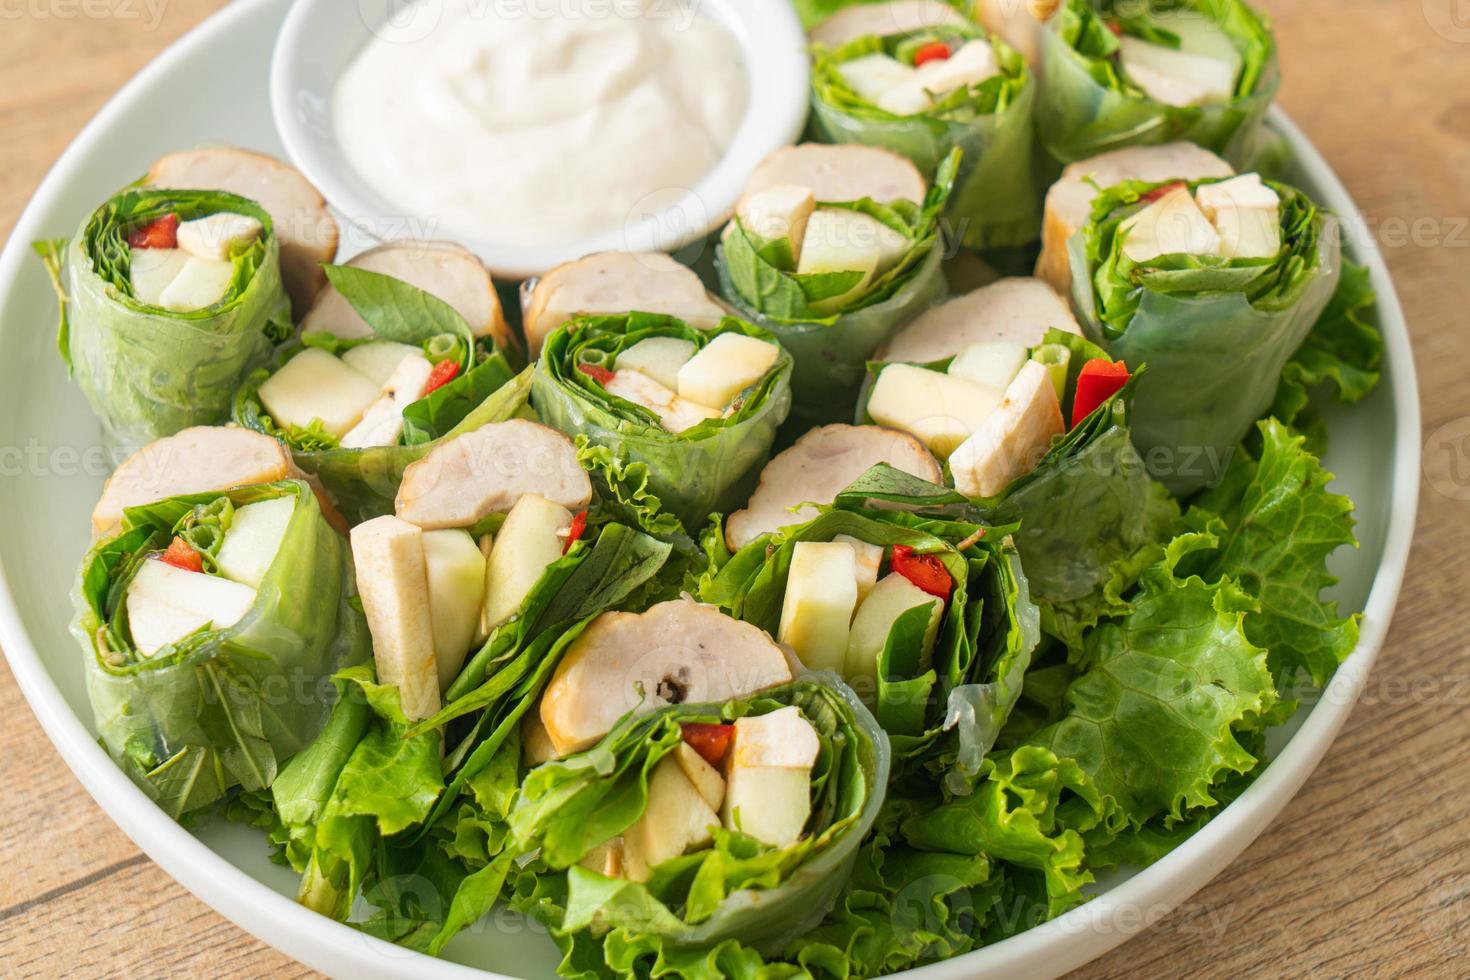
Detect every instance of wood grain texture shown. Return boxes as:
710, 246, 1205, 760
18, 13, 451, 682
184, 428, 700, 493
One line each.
0, 0, 1466, 976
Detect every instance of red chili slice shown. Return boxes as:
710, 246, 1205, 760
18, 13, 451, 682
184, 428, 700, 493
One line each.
912, 41, 951, 67
890, 545, 952, 601
160, 536, 203, 573
562, 510, 588, 555
681, 722, 735, 768
577, 362, 616, 386
127, 213, 180, 249
422, 359, 461, 395
1071, 359, 1130, 428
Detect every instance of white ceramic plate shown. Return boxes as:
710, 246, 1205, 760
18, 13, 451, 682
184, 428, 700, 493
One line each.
271, 0, 810, 280
0, 1, 1420, 977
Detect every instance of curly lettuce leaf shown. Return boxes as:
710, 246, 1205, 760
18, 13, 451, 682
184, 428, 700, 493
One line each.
1272, 260, 1383, 426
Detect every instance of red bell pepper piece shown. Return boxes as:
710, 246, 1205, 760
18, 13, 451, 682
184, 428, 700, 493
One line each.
1071, 359, 1130, 428
160, 536, 203, 573
422, 359, 461, 396
577, 362, 616, 386
127, 213, 180, 249
912, 41, 951, 68
1106, 20, 1124, 37
681, 722, 735, 768
1139, 181, 1187, 204
562, 510, 588, 555
890, 545, 952, 601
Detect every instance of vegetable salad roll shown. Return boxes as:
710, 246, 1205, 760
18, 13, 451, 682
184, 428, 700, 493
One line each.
715, 143, 954, 418
233, 263, 522, 523
809, 0, 1042, 249
520, 251, 729, 356
532, 312, 792, 530
38, 185, 292, 445
508, 671, 887, 966
1036, 0, 1278, 167
704, 476, 1039, 789
72, 480, 370, 817
1068, 173, 1340, 492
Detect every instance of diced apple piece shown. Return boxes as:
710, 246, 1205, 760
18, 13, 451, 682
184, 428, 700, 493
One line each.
541, 599, 792, 756
676, 333, 782, 412
834, 534, 883, 604
482, 494, 573, 635
844, 572, 943, 694
342, 341, 423, 387
422, 529, 487, 691
722, 707, 818, 848
837, 53, 916, 104
257, 348, 382, 439
216, 495, 294, 589
1118, 186, 1220, 264
737, 184, 817, 262
125, 591, 212, 658
798, 207, 909, 280
578, 838, 624, 878
1118, 35, 1238, 107
948, 340, 1029, 393
340, 352, 436, 449
867, 364, 1003, 459
126, 558, 257, 655
128, 247, 189, 306
176, 211, 263, 261
158, 256, 234, 312
350, 515, 439, 722
673, 742, 726, 813
621, 757, 720, 882
605, 369, 721, 434
1151, 8, 1244, 82
778, 541, 859, 673
950, 361, 1065, 499
1195, 174, 1281, 259
616, 337, 697, 391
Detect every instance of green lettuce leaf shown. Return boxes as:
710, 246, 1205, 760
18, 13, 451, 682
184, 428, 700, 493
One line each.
1272, 260, 1383, 426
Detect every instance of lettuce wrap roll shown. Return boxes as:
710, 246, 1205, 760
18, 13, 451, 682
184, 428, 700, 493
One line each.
1036, 0, 1278, 167
532, 312, 792, 531
233, 265, 523, 524
714, 144, 956, 419
37, 186, 292, 446
1068, 173, 1340, 493
809, 1, 1043, 248
274, 424, 677, 924
703, 479, 1039, 792
506, 675, 888, 967
72, 479, 370, 817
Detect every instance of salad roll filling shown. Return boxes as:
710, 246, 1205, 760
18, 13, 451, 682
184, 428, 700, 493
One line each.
533, 312, 792, 530
810, 3, 1042, 247
1037, 0, 1278, 166
716, 143, 955, 417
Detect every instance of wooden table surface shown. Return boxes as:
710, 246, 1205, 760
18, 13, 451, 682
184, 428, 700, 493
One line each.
1, 0, 1467, 975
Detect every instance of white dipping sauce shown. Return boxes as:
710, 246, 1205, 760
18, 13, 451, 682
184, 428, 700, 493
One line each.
334, 0, 748, 247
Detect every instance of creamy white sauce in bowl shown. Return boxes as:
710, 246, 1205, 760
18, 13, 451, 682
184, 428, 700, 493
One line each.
272, 0, 808, 277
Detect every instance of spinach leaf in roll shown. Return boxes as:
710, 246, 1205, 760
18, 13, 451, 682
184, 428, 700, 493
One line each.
1068, 173, 1340, 493
532, 312, 792, 531
1036, 0, 1278, 167
37, 186, 292, 446
71, 479, 370, 818
810, 1, 1043, 248
715, 143, 956, 419
233, 266, 524, 524
501, 674, 887, 968
703, 483, 1039, 792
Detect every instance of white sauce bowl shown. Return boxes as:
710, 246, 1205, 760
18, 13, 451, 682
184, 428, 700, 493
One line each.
270, 0, 809, 279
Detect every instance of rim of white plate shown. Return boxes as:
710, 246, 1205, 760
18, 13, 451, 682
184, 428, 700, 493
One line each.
0, 1, 1421, 977
269, 0, 810, 280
